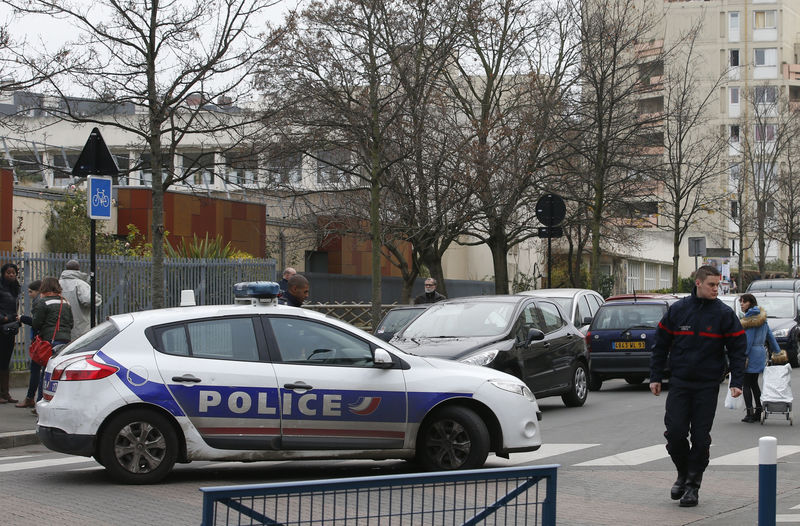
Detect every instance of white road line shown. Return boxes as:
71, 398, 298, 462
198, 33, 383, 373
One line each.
574, 444, 669, 466
791, 504, 800, 510
710, 446, 800, 466
486, 444, 600, 466
0, 455, 34, 462
0, 456, 93, 473
776, 514, 800, 523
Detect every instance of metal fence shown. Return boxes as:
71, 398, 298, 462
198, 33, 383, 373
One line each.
0, 251, 276, 369
200, 464, 558, 526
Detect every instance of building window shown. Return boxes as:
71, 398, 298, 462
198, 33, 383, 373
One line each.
754, 10, 777, 29
729, 12, 740, 41
729, 49, 739, 67
754, 48, 777, 67
316, 149, 350, 185
730, 200, 738, 219
730, 125, 740, 142
627, 261, 641, 294
754, 86, 777, 104
754, 124, 776, 142
266, 153, 302, 185
730, 87, 739, 104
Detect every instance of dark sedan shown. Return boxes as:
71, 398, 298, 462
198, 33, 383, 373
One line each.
749, 292, 800, 367
390, 295, 590, 407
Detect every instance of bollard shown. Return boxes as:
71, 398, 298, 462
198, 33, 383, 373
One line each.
759, 436, 777, 526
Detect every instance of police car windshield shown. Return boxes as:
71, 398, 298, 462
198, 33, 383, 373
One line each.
592, 304, 665, 330
401, 302, 515, 338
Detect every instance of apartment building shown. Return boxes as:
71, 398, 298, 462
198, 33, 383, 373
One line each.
645, 0, 800, 270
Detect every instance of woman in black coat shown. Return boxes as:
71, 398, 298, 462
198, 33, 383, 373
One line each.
0, 262, 21, 403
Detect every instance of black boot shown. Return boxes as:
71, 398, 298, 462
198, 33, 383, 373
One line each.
670, 473, 687, 500
742, 408, 755, 423
679, 472, 702, 507
753, 407, 762, 423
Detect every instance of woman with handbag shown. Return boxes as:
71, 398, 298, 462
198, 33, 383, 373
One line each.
0, 262, 21, 404
15, 280, 41, 408
738, 293, 781, 423
30, 277, 73, 373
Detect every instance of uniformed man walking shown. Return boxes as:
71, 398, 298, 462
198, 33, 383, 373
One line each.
649, 265, 746, 507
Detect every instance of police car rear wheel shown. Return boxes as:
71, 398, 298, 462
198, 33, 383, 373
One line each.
99, 409, 178, 484
416, 406, 489, 471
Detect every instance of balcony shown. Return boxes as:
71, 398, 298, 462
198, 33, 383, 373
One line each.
783, 63, 800, 81
635, 39, 664, 60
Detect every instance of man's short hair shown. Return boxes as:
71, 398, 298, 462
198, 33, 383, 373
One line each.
288, 274, 308, 289
66, 259, 80, 270
695, 265, 721, 282
282, 267, 297, 279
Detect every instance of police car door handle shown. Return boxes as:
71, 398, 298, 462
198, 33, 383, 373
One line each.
172, 374, 202, 383
284, 381, 313, 391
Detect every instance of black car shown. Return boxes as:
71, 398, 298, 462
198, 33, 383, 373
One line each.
586, 295, 679, 391
748, 292, 800, 367
373, 305, 429, 342
390, 295, 590, 407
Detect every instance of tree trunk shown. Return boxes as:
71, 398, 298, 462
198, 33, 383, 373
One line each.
489, 230, 509, 294
370, 170, 382, 329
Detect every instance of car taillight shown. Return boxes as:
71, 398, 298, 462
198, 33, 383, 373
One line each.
584, 331, 592, 353
52, 355, 118, 381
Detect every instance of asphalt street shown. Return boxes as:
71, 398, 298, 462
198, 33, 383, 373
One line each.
1, 376, 799, 525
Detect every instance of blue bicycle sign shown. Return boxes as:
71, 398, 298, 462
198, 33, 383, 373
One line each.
87, 176, 113, 220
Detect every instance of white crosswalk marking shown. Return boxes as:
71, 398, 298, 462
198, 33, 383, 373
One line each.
710, 445, 800, 466
488, 443, 600, 466
574, 444, 669, 466
0, 456, 92, 473
776, 515, 800, 523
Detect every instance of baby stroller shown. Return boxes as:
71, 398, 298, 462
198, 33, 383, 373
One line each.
760, 361, 793, 425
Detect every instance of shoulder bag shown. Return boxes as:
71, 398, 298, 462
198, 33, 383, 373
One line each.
29, 298, 63, 366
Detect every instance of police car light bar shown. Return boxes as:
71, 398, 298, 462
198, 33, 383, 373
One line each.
233, 281, 281, 306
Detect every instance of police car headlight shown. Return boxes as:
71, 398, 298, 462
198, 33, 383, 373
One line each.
489, 379, 535, 401
773, 328, 789, 338
460, 349, 499, 367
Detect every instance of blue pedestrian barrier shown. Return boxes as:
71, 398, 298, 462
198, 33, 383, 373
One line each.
759, 436, 777, 526
200, 464, 559, 525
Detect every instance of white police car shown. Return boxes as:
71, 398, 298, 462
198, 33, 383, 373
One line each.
36, 282, 542, 484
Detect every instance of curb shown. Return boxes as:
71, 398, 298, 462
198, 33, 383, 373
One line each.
0, 430, 40, 449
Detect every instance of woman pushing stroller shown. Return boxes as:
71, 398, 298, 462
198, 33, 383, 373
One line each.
738, 293, 781, 423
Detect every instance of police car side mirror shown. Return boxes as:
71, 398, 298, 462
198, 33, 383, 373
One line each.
583, 316, 593, 326
374, 348, 394, 368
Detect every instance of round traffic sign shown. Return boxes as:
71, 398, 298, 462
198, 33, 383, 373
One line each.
535, 194, 566, 227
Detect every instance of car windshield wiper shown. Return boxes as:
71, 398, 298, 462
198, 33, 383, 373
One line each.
620, 325, 653, 334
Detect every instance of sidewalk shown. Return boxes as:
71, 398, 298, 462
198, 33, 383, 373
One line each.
0, 374, 40, 450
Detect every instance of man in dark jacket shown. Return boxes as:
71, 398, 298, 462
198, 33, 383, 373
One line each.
279, 274, 309, 308
650, 265, 746, 508
414, 278, 446, 305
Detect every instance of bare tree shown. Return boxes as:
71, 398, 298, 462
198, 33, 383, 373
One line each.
259, 0, 412, 325
655, 25, 728, 291
6, 0, 281, 307
445, 0, 578, 294
738, 84, 795, 278
566, 0, 666, 291
774, 130, 800, 274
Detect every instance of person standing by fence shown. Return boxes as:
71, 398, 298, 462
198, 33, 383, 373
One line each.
0, 263, 21, 404
59, 259, 101, 340
15, 280, 41, 408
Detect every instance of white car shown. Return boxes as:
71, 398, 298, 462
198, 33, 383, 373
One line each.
36, 283, 542, 484
518, 288, 605, 334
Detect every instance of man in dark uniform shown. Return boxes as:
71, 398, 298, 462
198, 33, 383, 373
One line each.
279, 274, 309, 308
650, 265, 746, 507
414, 278, 446, 305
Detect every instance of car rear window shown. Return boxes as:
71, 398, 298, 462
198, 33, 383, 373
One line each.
592, 304, 665, 330
59, 320, 120, 356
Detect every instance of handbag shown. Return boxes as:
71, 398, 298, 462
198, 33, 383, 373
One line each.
771, 349, 789, 365
1, 320, 20, 336
29, 298, 63, 366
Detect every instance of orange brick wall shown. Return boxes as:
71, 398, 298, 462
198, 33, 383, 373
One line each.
0, 169, 13, 252
117, 188, 266, 257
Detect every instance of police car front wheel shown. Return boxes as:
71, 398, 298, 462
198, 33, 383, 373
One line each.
416, 406, 490, 471
99, 409, 179, 484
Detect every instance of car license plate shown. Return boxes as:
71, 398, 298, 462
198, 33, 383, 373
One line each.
613, 341, 646, 350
